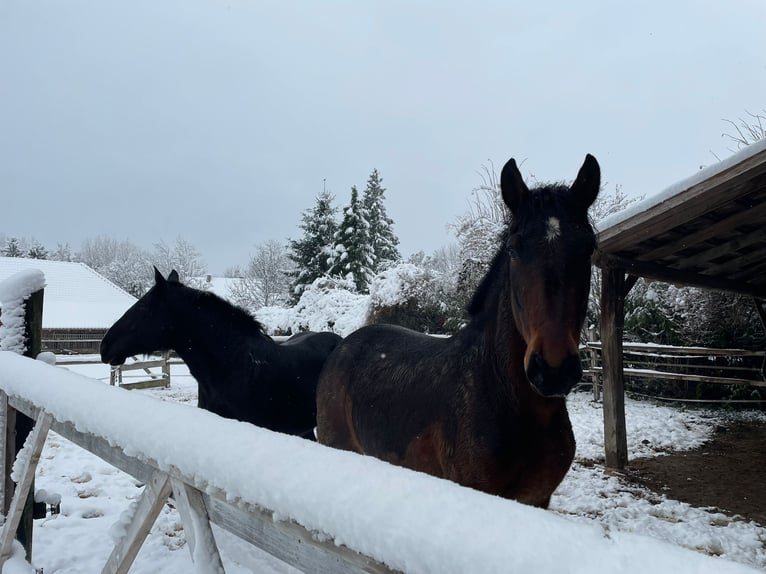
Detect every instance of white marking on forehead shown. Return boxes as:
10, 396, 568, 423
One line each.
545, 217, 561, 242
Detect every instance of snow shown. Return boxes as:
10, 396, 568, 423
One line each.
256, 277, 370, 337
597, 137, 766, 231
0, 354, 764, 573
0, 269, 45, 354
2, 271, 766, 573
0, 257, 136, 329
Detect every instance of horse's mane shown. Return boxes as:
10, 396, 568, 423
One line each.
466, 183, 574, 321
186, 286, 270, 337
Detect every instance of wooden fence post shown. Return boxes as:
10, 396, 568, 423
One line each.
14, 288, 44, 559
587, 325, 600, 401
754, 298, 766, 381
162, 352, 171, 388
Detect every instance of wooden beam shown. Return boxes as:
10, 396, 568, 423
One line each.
675, 227, 766, 271
594, 253, 766, 298
6, 395, 397, 574
15, 288, 44, 559
0, 392, 13, 517
600, 267, 628, 469
637, 200, 766, 263
171, 478, 225, 574
597, 147, 766, 253
102, 471, 173, 574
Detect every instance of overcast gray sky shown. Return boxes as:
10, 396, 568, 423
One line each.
2, 1, 764, 273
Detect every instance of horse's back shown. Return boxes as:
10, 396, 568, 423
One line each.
283, 330, 342, 357
316, 324, 457, 457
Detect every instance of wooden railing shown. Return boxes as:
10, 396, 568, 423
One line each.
582, 339, 766, 402
108, 354, 171, 390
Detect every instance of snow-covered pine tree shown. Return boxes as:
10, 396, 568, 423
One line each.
362, 169, 400, 273
288, 191, 338, 301
2, 237, 23, 257
330, 185, 375, 293
27, 241, 49, 259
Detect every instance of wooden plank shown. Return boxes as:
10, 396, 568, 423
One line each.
637, 200, 766, 263
0, 391, 12, 516
675, 227, 766, 271
597, 146, 766, 252
118, 360, 168, 372
584, 341, 764, 357
6, 395, 397, 574
119, 378, 170, 391
0, 411, 53, 568
171, 478, 225, 574
205, 496, 397, 574
600, 267, 628, 469
594, 253, 766, 298
102, 471, 173, 574
589, 367, 766, 387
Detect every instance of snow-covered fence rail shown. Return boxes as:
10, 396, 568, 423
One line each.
583, 341, 766, 401
0, 353, 759, 574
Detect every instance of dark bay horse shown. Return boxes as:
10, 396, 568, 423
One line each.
316, 155, 599, 507
100, 268, 342, 439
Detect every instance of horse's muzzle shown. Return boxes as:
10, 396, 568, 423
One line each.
526, 352, 582, 397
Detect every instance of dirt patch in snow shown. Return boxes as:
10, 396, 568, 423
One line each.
625, 422, 766, 526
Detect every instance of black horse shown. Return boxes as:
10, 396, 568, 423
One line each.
317, 155, 599, 507
100, 268, 342, 439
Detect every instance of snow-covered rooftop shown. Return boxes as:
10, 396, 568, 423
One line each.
0, 257, 137, 329
598, 138, 766, 232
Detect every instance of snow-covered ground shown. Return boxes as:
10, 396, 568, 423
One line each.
6, 358, 762, 573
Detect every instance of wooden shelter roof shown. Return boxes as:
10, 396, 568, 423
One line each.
594, 139, 766, 299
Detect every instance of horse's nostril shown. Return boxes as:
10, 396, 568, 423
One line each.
527, 352, 582, 397
526, 352, 546, 387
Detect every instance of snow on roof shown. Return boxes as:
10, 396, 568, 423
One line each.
597, 138, 766, 231
0, 257, 137, 329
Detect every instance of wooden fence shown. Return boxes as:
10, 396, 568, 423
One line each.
582, 337, 766, 403
0, 287, 755, 572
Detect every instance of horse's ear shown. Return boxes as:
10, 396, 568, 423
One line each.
500, 158, 528, 213
154, 266, 165, 285
167, 270, 180, 283
570, 154, 600, 209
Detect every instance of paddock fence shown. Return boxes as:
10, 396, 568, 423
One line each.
582, 334, 766, 403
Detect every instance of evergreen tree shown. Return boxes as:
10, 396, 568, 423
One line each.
27, 241, 49, 260
2, 237, 23, 257
288, 191, 338, 300
330, 186, 374, 293
362, 169, 400, 272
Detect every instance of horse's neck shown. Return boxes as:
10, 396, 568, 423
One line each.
465, 279, 528, 395
168, 302, 272, 380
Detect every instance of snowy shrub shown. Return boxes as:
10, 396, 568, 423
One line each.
256, 276, 369, 337
367, 263, 456, 334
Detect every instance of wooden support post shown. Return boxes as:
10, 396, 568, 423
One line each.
0, 391, 13, 517
600, 267, 628, 469
162, 352, 171, 388
14, 288, 44, 559
102, 471, 173, 574
0, 410, 53, 569
171, 478, 225, 573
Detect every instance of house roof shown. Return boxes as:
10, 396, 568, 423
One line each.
0, 257, 137, 329
594, 138, 766, 299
